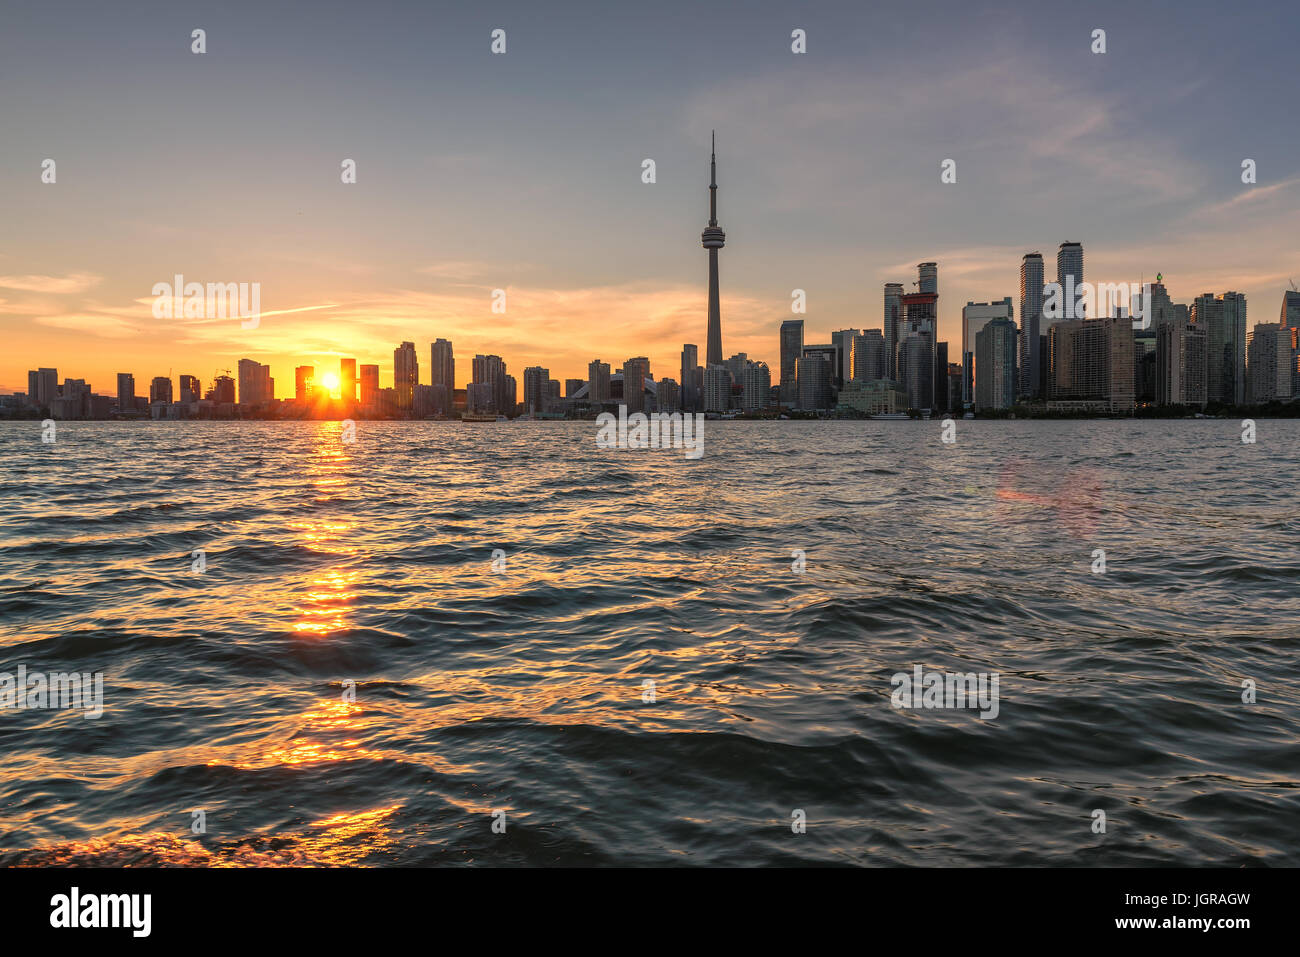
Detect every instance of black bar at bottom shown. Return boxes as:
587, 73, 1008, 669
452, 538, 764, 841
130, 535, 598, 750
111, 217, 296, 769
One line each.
0, 866, 1275, 943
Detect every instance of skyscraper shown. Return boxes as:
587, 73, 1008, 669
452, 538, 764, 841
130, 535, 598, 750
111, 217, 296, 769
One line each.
1147, 282, 1179, 329
778, 320, 803, 404
723, 353, 749, 385
523, 366, 550, 415
1247, 323, 1293, 402
679, 344, 698, 411
179, 374, 200, 405
1284, 291, 1300, 395
394, 341, 418, 411
623, 357, 648, 414
702, 132, 726, 367
150, 376, 173, 404
1156, 320, 1207, 408
116, 372, 135, 413
657, 377, 680, 412
340, 358, 357, 402
1193, 292, 1247, 406
359, 364, 380, 407
430, 340, 454, 394
237, 358, 272, 406
1057, 242, 1084, 318
1047, 315, 1135, 412
899, 272, 939, 410
850, 330, 886, 383
795, 354, 832, 410
210, 375, 235, 405
589, 359, 611, 402
883, 283, 904, 380
975, 318, 1018, 411
963, 298, 1013, 407
831, 329, 860, 384
1019, 253, 1045, 398
471, 355, 507, 414
898, 333, 934, 412
1280, 289, 1300, 328
295, 365, 315, 402
27, 368, 58, 410
702, 364, 731, 412
918, 262, 938, 296
739, 361, 771, 411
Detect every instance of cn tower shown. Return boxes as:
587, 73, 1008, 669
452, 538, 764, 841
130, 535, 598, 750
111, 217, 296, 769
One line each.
702, 131, 725, 367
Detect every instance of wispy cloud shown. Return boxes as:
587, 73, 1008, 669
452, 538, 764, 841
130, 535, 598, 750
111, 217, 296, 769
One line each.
33, 313, 139, 338
0, 272, 102, 294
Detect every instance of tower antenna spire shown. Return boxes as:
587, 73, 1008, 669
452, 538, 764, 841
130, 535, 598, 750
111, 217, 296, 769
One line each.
709, 130, 718, 226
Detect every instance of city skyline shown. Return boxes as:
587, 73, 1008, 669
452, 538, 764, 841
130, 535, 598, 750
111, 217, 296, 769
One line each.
3, 0, 1298, 395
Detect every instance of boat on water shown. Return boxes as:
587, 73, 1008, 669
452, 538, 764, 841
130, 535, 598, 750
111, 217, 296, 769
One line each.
460, 413, 499, 422
872, 412, 910, 420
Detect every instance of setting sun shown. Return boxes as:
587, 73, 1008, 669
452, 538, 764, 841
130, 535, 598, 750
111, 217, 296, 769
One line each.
320, 372, 340, 396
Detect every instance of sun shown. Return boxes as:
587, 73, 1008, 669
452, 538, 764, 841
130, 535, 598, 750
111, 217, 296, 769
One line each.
320, 372, 340, 395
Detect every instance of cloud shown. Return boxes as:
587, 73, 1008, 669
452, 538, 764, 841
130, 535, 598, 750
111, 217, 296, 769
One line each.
33, 313, 139, 338
0, 272, 102, 294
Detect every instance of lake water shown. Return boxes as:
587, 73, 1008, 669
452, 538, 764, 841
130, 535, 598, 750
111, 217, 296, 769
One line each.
0, 419, 1296, 865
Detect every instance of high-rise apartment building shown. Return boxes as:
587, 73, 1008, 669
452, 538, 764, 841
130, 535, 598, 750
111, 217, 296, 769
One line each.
1280, 290, 1300, 328
430, 340, 454, 396
898, 332, 935, 412
471, 355, 508, 414
150, 376, 173, 404
657, 377, 680, 412
974, 318, 1018, 411
1047, 315, 1135, 412
1192, 292, 1247, 406
589, 359, 611, 403
679, 344, 699, 411
831, 329, 860, 384
963, 298, 1014, 407
850, 330, 886, 383
739, 361, 771, 410
778, 320, 803, 404
1247, 322, 1294, 402
27, 368, 58, 410
702, 364, 731, 412
1156, 320, 1207, 407
918, 262, 938, 296
237, 359, 273, 406
523, 366, 550, 414
295, 365, 315, 402
340, 358, 357, 402
883, 283, 904, 380
622, 357, 649, 413
116, 372, 136, 413
1019, 253, 1045, 397
1056, 242, 1084, 318
795, 354, 833, 410
359, 364, 380, 407
393, 341, 418, 411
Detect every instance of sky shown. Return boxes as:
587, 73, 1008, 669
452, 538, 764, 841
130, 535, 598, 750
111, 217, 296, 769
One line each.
1, 0, 1297, 396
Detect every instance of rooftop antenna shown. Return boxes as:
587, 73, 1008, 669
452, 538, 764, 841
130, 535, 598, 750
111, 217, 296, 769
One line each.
1290, 277, 1298, 292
